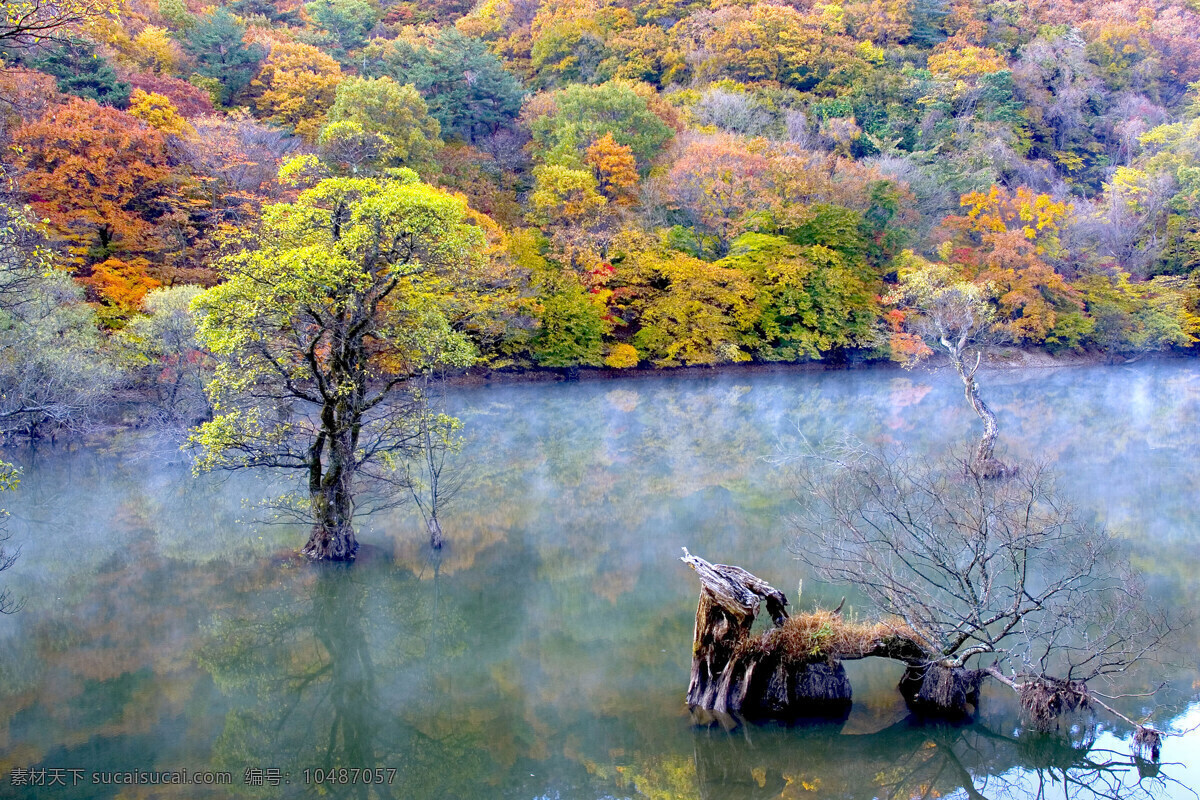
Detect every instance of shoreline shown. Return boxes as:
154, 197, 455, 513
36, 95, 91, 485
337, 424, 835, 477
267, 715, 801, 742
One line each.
442, 347, 1178, 388
14, 347, 1191, 446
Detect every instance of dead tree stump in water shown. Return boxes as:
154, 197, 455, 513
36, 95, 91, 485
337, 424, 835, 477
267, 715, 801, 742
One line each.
898, 663, 984, 719
681, 549, 852, 718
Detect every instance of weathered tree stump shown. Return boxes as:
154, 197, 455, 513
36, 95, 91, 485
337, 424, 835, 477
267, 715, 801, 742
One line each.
898, 663, 984, 718
682, 552, 1171, 761
682, 549, 852, 719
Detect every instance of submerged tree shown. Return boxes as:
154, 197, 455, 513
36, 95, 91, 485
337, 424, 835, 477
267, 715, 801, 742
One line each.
786, 442, 1174, 752
189, 164, 487, 561
888, 252, 1009, 476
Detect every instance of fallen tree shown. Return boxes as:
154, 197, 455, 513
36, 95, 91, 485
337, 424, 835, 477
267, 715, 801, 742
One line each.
683, 549, 955, 719
683, 443, 1178, 760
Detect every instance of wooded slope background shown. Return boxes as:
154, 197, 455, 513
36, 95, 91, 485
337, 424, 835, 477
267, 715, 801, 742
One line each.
4, 0, 1200, 381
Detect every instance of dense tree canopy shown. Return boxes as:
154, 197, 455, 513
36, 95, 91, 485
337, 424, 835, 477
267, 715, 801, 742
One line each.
182, 9, 265, 105
361, 29, 525, 143
14, 98, 174, 265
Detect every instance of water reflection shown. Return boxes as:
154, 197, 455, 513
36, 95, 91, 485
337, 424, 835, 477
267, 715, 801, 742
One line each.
200, 563, 395, 799
687, 719, 1181, 800
0, 362, 1196, 799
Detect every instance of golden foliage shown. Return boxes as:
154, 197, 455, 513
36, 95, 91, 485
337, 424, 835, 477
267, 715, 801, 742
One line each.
251, 40, 343, 141
129, 89, 195, 136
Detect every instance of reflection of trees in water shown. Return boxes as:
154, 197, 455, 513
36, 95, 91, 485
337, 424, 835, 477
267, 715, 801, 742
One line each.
681, 718, 1182, 800
0, 503, 239, 799
1, 364, 1198, 799
197, 554, 550, 800
201, 566, 391, 799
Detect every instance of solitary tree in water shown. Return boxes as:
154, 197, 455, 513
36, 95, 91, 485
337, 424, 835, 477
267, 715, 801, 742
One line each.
189, 164, 484, 560
888, 252, 1007, 476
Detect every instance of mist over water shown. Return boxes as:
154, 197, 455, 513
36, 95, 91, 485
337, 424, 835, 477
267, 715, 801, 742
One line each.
0, 361, 1197, 799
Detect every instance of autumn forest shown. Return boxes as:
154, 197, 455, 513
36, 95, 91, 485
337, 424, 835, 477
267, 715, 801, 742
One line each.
3, 0, 1200, 410
3, 0, 1200, 792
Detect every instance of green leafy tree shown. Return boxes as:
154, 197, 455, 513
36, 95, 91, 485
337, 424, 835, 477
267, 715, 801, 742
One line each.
189, 166, 487, 561
33, 39, 129, 106
362, 30, 525, 143
182, 8, 265, 105
722, 233, 879, 361
532, 273, 606, 367
323, 76, 442, 171
317, 120, 391, 175
304, 0, 380, 60
157, 0, 195, 29
525, 80, 674, 171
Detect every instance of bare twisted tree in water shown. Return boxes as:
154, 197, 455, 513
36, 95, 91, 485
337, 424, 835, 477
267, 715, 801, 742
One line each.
888, 254, 1009, 477
787, 442, 1176, 753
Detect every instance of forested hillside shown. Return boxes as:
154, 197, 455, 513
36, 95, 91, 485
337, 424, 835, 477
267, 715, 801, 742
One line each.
3, 0, 1200, 402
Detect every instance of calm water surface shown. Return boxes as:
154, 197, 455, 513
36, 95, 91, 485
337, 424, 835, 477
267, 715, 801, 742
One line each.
0, 362, 1197, 799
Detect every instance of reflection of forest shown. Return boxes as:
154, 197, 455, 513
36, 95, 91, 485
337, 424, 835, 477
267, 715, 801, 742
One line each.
0, 363, 1197, 799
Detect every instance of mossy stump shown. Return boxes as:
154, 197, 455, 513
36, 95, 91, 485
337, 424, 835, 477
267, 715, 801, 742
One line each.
682, 550, 851, 719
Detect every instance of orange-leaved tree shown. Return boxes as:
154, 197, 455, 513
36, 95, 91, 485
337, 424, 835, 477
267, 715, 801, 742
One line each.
585, 133, 638, 205
14, 97, 174, 266
946, 186, 1078, 344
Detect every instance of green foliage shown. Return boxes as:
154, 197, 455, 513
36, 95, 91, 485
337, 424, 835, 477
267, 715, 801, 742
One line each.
782, 203, 868, 260
188, 167, 490, 542
526, 80, 674, 171
34, 40, 130, 107
723, 233, 879, 361
183, 9, 266, 105
157, 0, 195, 29
324, 77, 442, 171
304, 0, 381, 60
1074, 273, 1200, 354
1043, 310, 1095, 354
532, 273, 607, 367
362, 30, 525, 143
528, 164, 606, 227
317, 120, 391, 175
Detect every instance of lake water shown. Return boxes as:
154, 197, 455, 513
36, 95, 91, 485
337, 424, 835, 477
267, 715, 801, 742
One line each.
0, 361, 1197, 799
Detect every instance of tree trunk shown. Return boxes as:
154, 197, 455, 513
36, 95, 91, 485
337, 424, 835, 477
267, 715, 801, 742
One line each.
898, 663, 984, 718
682, 550, 851, 718
949, 349, 1007, 478
303, 441, 359, 561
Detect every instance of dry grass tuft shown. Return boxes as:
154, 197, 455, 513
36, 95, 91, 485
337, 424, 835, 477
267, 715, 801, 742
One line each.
737, 610, 927, 664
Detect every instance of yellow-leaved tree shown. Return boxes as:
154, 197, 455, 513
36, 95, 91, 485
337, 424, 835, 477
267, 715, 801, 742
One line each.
189, 164, 493, 561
